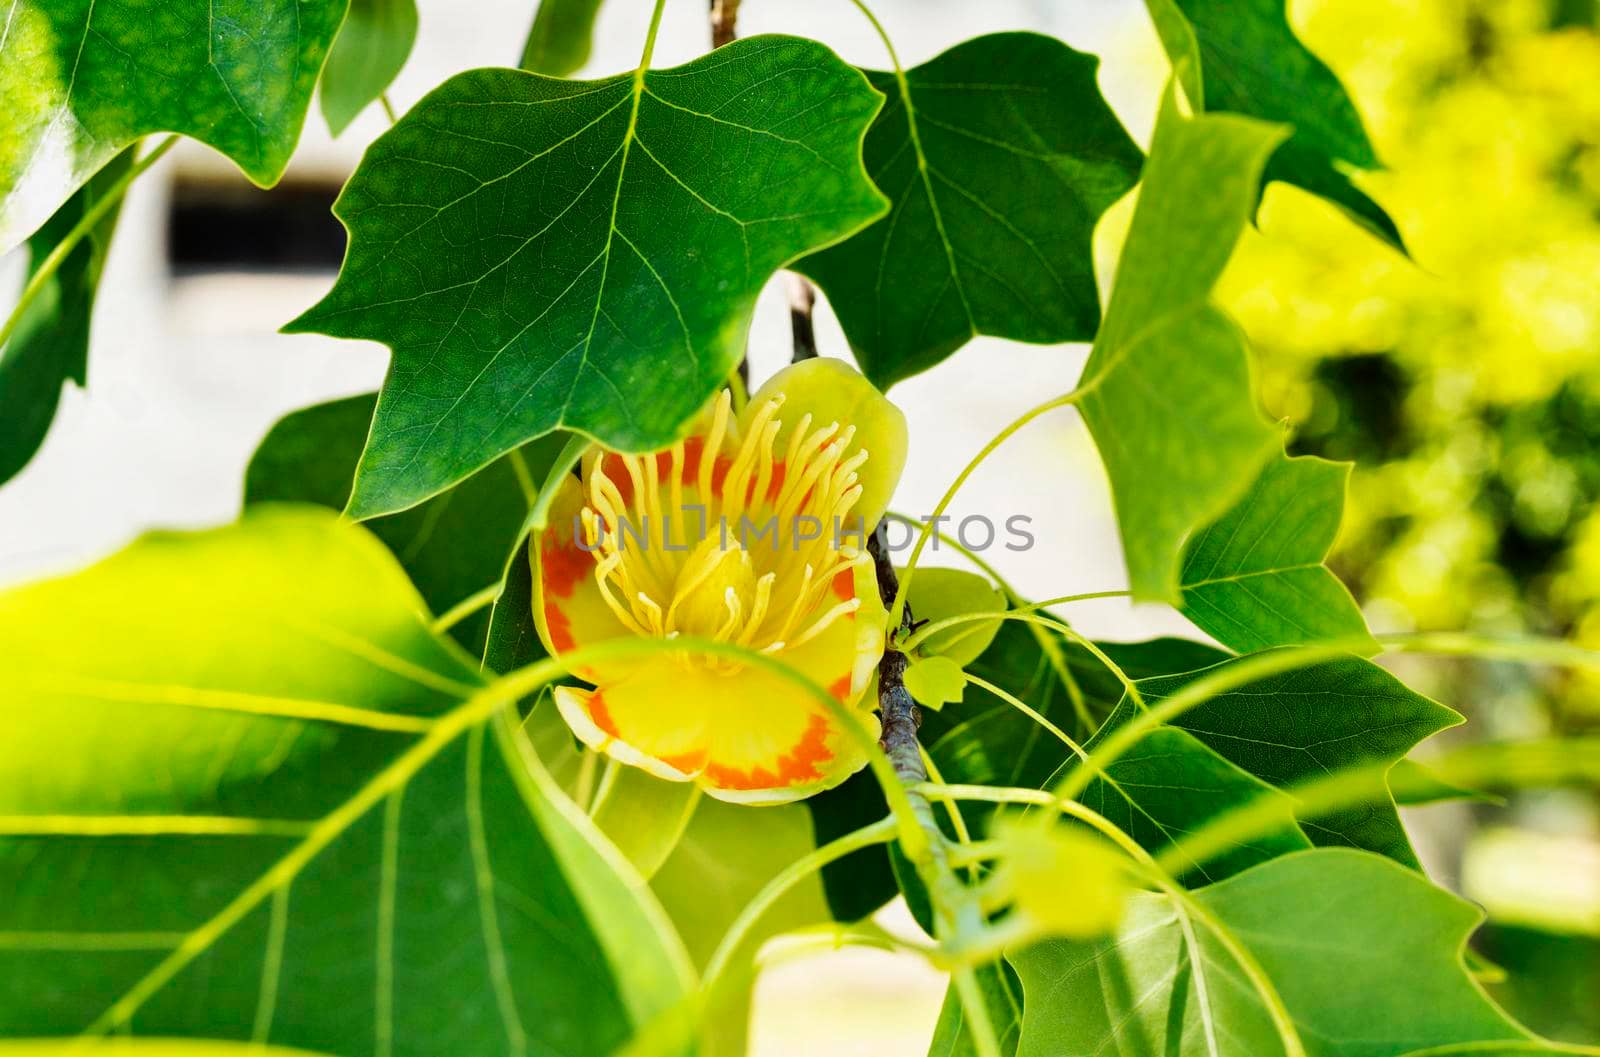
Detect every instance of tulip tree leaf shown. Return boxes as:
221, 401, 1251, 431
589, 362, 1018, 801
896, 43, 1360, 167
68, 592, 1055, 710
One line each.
0, 508, 694, 1054
1137, 653, 1461, 868
0, 0, 345, 251
244, 393, 567, 655
0, 146, 133, 487
1009, 849, 1528, 1057
1081, 706, 1312, 885
319, 0, 418, 135
287, 35, 888, 519
928, 960, 1024, 1057
902, 567, 1007, 668
1078, 88, 1282, 603
1180, 451, 1377, 654
796, 33, 1142, 390
1142, 0, 1404, 250
519, 0, 606, 77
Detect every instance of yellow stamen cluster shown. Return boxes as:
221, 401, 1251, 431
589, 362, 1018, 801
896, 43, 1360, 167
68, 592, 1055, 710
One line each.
580, 391, 871, 668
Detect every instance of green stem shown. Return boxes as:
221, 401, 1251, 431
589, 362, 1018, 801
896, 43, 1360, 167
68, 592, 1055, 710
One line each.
901, 589, 1130, 653
1, 135, 179, 351
379, 92, 399, 124
887, 387, 1086, 632
430, 584, 500, 633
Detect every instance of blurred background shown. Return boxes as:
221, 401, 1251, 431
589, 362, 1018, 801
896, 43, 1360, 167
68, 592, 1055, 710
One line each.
2, 0, 1596, 1050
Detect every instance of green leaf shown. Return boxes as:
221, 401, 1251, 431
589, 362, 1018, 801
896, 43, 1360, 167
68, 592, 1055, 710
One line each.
0, 507, 694, 1053
1142, 0, 1404, 251
927, 961, 1024, 1057
904, 567, 1007, 667
0, 146, 132, 487
587, 766, 699, 881
0, 1044, 339, 1057
905, 655, 968, 710
1009, 849, 1528, 1057
319, 0, 418, 135
652, 797, 833, 1057
1179, 451, 1376, 654
796, 33, 1142, 390
0, 0, 344, 250
244, 393, 565, 654
1390, 758, 1505, 806
1078, 89, 1283, 603
287, 35, 888, 519
1138, 653, 1461, 868
519, 0, 606, 77
1081, 705, 1312, 885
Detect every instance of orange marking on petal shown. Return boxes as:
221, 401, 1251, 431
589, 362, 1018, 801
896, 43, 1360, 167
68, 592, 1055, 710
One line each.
831, 568, 855, 601
600, 453, 634, 503
711, 455, 732, 495
544, 602, 575, 653
588, 691, 621, 739
541, 540, 589, 599
658, 749, 708, 773
828, 675, 853, 702
679, 437, 705, 483
702, 713, 835, 791
765, 462, 786, 502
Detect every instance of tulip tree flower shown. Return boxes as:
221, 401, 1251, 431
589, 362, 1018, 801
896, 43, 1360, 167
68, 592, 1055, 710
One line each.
532, 358, 909, 804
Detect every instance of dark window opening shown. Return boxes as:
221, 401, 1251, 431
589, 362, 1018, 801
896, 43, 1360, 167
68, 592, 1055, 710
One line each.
166, 175, 346, 275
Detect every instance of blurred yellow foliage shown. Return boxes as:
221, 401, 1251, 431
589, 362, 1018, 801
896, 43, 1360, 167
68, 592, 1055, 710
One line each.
1219, 0, 1600, 722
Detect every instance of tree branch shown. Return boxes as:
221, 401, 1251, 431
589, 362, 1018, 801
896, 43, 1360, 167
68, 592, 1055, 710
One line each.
870, 521, 924, 784
710, 0, 741, 48
788, 272, 818, 362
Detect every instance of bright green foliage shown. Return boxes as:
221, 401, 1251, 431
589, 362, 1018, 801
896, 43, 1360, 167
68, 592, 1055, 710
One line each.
288, 35, 888, 518
903, 567, 1007, 667
927, 961, 1023, 1057
0, 509, 693, 1053
0, 0, 344, 250
653, 798, 832, 1057
520, 0, 606, 76
1180, 451, 1376, 653
319, 0, 418, 135
1008, 849, 1528, 1057
904, 655, 968, 710
797, 33, 1142, 390
1137, 654, 1460, 868
1081, 709, 1312, 885
0, 146, 132, 487
0, 1045, 338, 1056
1142, 0, 1402, 250
244, 393, 565, 654
1079, 89, 1282, 603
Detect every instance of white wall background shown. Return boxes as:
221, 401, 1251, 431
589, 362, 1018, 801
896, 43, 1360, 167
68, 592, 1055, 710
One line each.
0, 2, 1199, 1052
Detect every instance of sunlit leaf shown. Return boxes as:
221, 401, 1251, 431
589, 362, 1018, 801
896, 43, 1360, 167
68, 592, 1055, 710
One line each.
320, 0, 418, 135
904, 655, 967, 710
903, 567, 1007, 668
287, 35, 887, 519
1142, 0, 1403, 250
1179, 451, 1376, 654
652, 797, 833, 1057
1079, 88, 1282, 603
519, 0, 606, 76
244, 394, 565, 654
1137, 652, 1460, 868
797, 33, 1142, 389
0, 508, 694, 1054
1009, 849, 1528, 1057
0, 0, 344, 250
0, 146, 132, 487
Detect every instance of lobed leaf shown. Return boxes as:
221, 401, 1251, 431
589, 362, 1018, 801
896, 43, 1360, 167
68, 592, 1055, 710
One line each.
1142, 0, 1404, 250
319, 0, 418, 135
0, 508, 694, 1055
0, 146, 133, 488
797, 33, 1142, 389
0, 0, 344, 250
1136, 652, 1461, 868
287, 35, 888, 519
1009, 849, 1528, 1056
519, 0, 607, 77
1078, 88, 1283, 603
1179, 450, 1376, 654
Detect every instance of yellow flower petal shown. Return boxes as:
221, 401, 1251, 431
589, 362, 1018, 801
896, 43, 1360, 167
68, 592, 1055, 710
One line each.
744, 358, 908, 530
